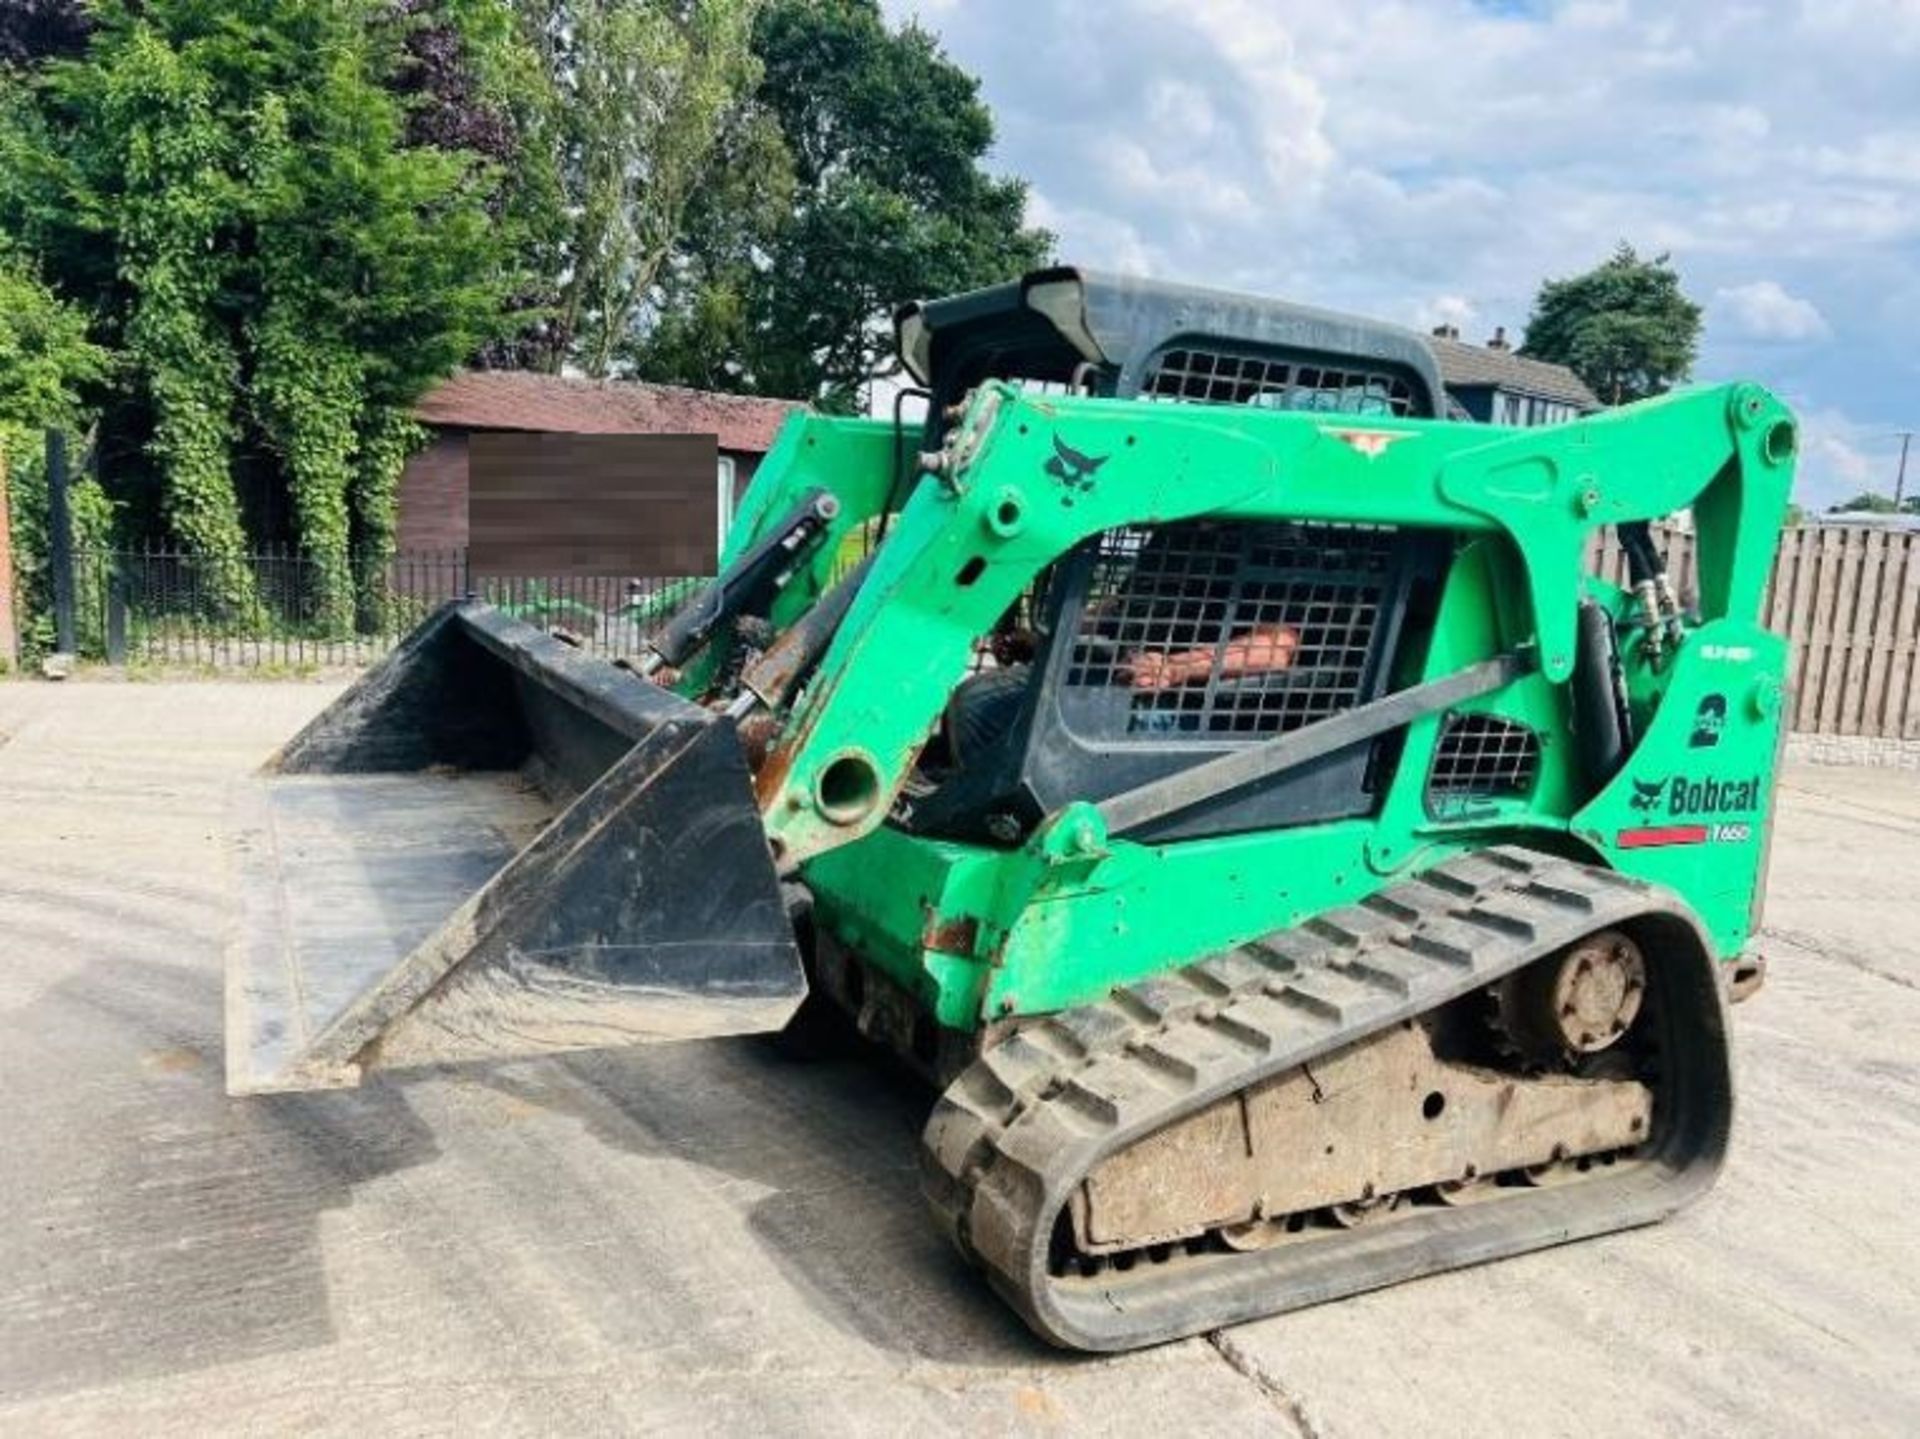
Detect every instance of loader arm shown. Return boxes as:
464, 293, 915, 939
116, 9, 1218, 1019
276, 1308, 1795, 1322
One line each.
757, 381, 1796, 869
671, 415, 903, 696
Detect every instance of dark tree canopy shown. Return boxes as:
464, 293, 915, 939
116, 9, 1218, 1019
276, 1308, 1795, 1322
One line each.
389, 0, 519, 161
0, 0, 91, 68
1830, 492, 1896, 514
632, 0, 1053, 411
1520, 243, 1702, 406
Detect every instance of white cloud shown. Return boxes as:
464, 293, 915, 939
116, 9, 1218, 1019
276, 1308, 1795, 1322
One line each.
1714, 281, 1831, 341
887, 0, 1920, 446
1025, 190, 1153, 275
1792, 407, 1913, 510
1802, 413, 1875, 492
1804, 132, 1920, 186
1417, 294, 1479, 333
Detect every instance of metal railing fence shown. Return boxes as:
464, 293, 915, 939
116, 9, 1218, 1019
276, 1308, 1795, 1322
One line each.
14, 526, 1920, 741
26, 541, 702, 669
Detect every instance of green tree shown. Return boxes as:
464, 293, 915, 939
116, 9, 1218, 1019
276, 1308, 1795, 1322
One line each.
1520, 243, 1702, 406
416, 0, 570, 371
624, 86, 794, 391
0, 244, 105, 437
1828, 492, 1898, 514
0, 244, 112, 661
505, 0, 762, 378
631, 0, 1052, 410
2, 1, 519, 627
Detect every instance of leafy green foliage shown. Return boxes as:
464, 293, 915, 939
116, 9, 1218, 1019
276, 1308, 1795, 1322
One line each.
66, 17, 256, 601
494, 0, 763, 378
631, 0, 1052, 410
1827, 491, 1920, 515
0, 239, 110, 663
0, 244, 105, 436
4, 438, 118, 662
1520, 243, 1702, 406
2, 0, 519, 625
2, 0, 1048, 615
352, 406, 425, 628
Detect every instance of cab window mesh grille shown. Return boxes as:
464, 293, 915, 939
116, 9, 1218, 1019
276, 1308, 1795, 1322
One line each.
1062, 520, 1396, 740
1427, 712, 1540, 802
1142, 347, 1416, 417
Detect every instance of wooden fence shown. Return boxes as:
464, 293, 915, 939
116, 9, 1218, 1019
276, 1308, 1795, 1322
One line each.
1590, 524, 1920, 741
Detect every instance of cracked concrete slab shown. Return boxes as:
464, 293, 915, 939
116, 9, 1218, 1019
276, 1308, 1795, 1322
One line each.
1, 681, 1915, 1436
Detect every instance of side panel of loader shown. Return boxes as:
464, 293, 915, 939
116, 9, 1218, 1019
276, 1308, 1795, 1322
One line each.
783, 383, 1795, 1032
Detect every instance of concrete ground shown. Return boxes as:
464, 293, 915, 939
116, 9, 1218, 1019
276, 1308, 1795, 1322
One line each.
0, 681, 1915, 1437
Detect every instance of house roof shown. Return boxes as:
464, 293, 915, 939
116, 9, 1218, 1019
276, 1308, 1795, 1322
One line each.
1427, 336, 1601, 409
415, 371, 805, 454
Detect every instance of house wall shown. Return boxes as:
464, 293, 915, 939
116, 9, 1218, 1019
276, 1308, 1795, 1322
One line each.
1443, 386, 1590, 427
395, 426, 766, 565
396, 430, 471, 552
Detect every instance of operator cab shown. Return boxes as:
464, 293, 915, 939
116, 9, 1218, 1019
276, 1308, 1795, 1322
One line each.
890, 267, 1452, 846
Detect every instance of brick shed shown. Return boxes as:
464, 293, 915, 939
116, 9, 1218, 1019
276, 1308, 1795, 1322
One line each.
401, 371, 805, 554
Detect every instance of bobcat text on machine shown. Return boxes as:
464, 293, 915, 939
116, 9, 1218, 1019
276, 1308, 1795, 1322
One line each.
226, 267, 1795, 1350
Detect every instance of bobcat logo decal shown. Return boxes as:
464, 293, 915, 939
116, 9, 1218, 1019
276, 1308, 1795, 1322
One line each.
1044, 434, 1110, 493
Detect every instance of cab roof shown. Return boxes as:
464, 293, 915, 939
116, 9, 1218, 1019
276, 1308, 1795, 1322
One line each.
894, 265, 1445, 418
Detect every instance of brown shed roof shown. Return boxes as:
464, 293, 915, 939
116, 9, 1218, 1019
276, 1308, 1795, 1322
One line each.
1428, 337, 1601, 409
415, 371, 805, 454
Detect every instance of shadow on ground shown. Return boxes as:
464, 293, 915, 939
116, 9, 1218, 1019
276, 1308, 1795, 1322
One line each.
460, 1031, 1063, 1368
0, 953, 440, 1402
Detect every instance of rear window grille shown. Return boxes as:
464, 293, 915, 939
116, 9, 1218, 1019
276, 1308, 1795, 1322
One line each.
1427, 713, 1541, 804
1142, 348, 1417, 417
1063, 520, 1396, 740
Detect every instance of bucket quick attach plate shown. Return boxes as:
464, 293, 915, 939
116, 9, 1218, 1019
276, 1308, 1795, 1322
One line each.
225, 601, 804, 1095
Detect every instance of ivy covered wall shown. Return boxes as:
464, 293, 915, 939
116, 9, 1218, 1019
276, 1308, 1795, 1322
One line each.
1, 1, 518, 630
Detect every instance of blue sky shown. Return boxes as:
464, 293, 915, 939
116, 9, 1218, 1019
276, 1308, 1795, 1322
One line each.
883, 0, 1920, 509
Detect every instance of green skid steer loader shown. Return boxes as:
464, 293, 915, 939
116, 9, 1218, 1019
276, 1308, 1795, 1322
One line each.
227, 267, 1794, 1350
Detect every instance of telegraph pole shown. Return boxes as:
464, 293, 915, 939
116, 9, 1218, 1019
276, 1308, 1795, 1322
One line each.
1896, 430, 1913, 510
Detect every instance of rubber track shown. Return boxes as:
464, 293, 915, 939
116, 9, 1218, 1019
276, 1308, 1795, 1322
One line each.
921, 844, 1733, 1351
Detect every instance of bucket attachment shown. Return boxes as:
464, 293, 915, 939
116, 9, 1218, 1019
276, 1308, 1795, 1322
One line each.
225, 601, 804, 1095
